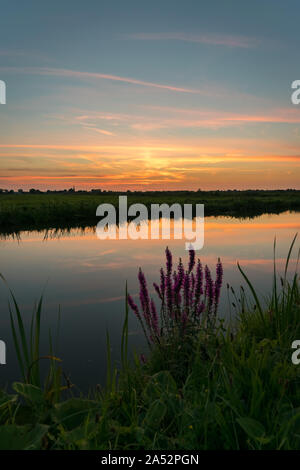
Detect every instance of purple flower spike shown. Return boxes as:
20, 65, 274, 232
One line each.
165, 247, 173, 315
165, 246, 172, 275
153, 282, 162, 300
194, 260, 203, 308
188, 249, 195, 273
177, 258, 184, 288
166, 279, 173, 316
214, 258, 223, 314
160, 268, 166, 299
128, 247, 224, 350
189, 272, 195, 306
140, 354, 147, 364
205, 265, 214, 312
150, 299, 159, 336
196, 301, 205, 316
138, 268, 151, 324
140, 291, 150, 327
138, 268, 149, 301
184, 272, 190, 310
128, 295, 140, 318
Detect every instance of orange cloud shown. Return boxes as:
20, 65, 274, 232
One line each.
0, 140, 299, 190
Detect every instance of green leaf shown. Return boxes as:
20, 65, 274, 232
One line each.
13, 382, 44, 404
0, 424, 48, 450
0, 391, 17, 409
143, 399, 167, 429
53, 398, 99, 430
61, 422, 99, 448
256, 435, 274, 445
236, 417, 265, 439
143, 371, 177, 402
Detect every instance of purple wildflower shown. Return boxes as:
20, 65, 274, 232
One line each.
138, 269, 149, 298
138, 268, 151, 324
196, 301, 205, 316
127, 294, 140, 318
194, 260, 203, 308
205, 265, 214, 312
184, 272, 190, 310
140, 354, 147, 364
165, 247, 173, 315
214, 258, 223, 314
189, 272, 195, 306
160, 268, 165, 299
128, 294, 151, 347
188, 249, 195, 273
165, 246, 172, 275
153, 282, 162, 300
177, 258, 185, 289
150, 299, 159, 336
128, 248, 224, 349
140, 290, 150, 327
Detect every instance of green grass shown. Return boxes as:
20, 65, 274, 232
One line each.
0, 239, 299, 450
1, 190, 300, 234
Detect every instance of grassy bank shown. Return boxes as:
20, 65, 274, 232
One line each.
1, 190, 300, 234
0, 241, 299, 450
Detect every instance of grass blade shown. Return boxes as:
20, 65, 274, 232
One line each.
121, 282, 129, 371
284, 233, 297, 281
237, 262, 265, 325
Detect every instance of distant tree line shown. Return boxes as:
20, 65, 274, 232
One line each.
0, 188, 298, 195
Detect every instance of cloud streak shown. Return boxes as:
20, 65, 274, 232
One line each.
128, 32, 260, 48
0, 66, 200, 94
54, 107, 300, 135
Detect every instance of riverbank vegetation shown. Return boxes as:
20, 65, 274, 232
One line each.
1, 190, 300, 234
0, 238, 299, 450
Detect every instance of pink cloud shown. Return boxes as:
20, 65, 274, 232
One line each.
0, 66, 200, 94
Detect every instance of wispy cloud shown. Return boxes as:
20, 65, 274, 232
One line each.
54, 107, 300, 134
140, 105, 300, 127
83, 126, 115, 136
128, 32, 260, 48
0, 66, 200, 94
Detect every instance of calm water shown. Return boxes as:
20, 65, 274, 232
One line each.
0, 212, 299, 391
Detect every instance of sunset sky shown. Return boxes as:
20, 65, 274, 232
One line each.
0, 0, 300, 190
